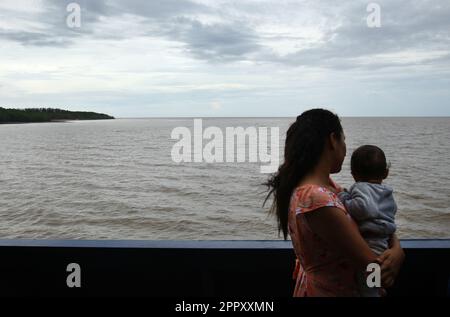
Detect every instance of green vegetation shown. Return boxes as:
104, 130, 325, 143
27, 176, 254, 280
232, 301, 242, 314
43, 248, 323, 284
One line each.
0, 107, 114, 123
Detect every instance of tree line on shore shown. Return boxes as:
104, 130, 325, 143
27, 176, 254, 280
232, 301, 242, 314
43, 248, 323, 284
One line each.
0, 107, 114, 123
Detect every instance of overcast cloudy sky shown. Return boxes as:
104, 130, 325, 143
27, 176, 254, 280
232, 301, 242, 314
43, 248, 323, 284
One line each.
1, 0, 449, 117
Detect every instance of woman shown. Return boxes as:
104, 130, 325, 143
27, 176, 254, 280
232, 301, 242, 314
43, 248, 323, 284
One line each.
264, 109, 404, 297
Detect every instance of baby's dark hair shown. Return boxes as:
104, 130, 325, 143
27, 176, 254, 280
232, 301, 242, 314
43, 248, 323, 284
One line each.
351, 145, 389, 181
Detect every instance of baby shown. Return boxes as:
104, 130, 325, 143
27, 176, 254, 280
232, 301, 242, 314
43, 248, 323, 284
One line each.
338, 145, 397, 297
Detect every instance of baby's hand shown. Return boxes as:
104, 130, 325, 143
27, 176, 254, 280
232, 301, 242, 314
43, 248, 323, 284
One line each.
338, 187, 348, 194
337, 189, 351, 203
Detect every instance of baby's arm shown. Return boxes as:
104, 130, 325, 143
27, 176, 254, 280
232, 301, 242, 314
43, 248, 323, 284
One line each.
359, 219, 397, 236
339, 185, 379, 222
337, 189, 351, 202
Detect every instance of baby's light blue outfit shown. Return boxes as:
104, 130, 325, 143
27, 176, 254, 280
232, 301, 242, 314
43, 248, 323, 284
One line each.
338, 182, 398, 297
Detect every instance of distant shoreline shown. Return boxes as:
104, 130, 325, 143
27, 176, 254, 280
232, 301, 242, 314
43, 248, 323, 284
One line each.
0, 107, 114, 124
0, 119, 111, 125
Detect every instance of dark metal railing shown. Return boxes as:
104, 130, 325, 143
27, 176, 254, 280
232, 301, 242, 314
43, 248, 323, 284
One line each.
0, 239, 448, 296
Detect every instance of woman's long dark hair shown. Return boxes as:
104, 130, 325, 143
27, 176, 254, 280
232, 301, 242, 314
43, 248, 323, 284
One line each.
264, 109, 343, 240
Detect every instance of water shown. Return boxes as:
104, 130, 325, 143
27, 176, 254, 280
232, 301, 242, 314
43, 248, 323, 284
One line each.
0, 117, 449, 240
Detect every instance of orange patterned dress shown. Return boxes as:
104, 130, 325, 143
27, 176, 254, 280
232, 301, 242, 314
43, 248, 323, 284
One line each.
288, 178, 361, 297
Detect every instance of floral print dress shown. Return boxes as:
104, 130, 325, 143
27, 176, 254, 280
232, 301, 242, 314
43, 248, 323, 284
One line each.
288, 178, 361, 297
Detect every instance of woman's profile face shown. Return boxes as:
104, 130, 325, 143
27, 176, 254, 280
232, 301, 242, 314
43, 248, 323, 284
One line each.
331, 131, 347, 174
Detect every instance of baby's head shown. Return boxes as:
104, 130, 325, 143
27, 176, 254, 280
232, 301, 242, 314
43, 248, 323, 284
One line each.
351, 145, 389, 184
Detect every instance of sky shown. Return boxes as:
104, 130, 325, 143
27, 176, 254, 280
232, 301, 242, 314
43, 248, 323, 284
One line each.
0, 0, 449, 117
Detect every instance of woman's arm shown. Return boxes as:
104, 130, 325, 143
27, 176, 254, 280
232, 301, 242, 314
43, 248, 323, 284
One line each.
377, 234, 405, 288
305, 207, 404, 289
304, 207, 377, 270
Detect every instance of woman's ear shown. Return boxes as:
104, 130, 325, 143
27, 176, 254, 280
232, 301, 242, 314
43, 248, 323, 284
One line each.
329, 132, 338, 150
329, 132, 344, 151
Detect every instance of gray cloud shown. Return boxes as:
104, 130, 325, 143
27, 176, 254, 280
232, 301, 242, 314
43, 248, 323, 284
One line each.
1, 0, 449, 70
157, 17, 262, 62
271, 1, 450, 69
0, 29, 71, 47
0, 0, 106, 46
108, 0, 207, 18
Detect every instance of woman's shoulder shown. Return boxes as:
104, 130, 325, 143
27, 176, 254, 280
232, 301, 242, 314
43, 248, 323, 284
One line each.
292, 182, 346, 215
292, 183, 337, 202
328, 177, 343, 193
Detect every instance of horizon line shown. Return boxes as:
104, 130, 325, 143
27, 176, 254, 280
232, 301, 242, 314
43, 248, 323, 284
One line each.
114, 116, 450, 119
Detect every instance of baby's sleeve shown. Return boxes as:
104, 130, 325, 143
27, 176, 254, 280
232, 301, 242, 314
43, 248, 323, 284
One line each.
338, 190, 351, 203
342, 186, 379, 222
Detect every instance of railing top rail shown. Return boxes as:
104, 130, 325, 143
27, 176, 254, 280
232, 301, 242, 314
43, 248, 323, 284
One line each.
0, 239, 448, 249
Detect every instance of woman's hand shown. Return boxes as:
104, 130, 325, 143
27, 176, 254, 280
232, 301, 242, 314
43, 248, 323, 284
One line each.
376, 236, 405, 288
